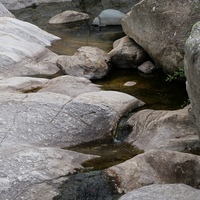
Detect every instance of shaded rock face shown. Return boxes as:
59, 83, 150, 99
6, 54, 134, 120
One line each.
49, 10, 89, 24
109, 36, 148, 68
185, 21, 200, 139
106, 150, 200, 193
57, 46, 111, 80
126, 106, 198, 152
121, 0, 200, 73
119, 184, 200, 200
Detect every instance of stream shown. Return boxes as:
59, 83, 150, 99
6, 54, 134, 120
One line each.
12, 1, 189, 199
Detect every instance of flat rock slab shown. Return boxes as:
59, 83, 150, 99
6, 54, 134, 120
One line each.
49, 10, 89, 24
119, 184, 200, 200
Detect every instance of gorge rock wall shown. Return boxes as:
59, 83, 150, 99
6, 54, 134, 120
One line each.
121, 0, 200, 73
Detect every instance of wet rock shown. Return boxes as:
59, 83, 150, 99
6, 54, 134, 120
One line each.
0, 3, 15, 17
109, 36, 148, 68
119, 184, 200, 200
138, 61, 155, 74
123, 81, 136, 87
106, 150, 200, 192
0, 17, 60, 78
126, 106, 198, 152
121, 0, 200, 73
57, 46, 111, 80
49, 10, 89, 24
185, 21, 200, 139
92, 9, 125, 26
0, 144, 97, 200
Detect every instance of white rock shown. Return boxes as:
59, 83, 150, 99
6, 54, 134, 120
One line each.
92, 9, 125, 26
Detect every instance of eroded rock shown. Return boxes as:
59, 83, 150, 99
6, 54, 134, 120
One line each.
106, 150, 200, 192
57, 46, 111, 79
109, 36, 148, 68
126, 106, 198, 151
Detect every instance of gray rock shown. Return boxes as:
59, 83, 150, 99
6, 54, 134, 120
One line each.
109, 36, 148, 68
185, 21, 200, 139
119, 184, 200, 200
92, 9, 125, 26
0, 0, 72, 10
49, 10, 89, 24
0, 3, 15, 17
57, 46, 111, 80
0, 17, 60, 77
121, 0, 200, 73
126, 106, 198, 151
0, 91, 143, 148
106, 150, 200, 193
138, 61, 155, 74
0, 144, 97, 200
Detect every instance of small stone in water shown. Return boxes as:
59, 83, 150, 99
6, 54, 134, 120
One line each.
124, 81, 136, 87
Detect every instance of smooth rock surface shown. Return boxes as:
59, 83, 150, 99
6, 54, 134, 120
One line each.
119, 184, 200, 200
0, 91, 143, 148
49, 10, 89, 24
0, 17, 60, 77
121, 0, 200, 73
185, 21, 200, 139
106, 150, 200, 192
57, 46, 111, 80
109, 36, 148, 68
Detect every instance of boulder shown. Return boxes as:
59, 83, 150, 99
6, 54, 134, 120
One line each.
138, 61, 155, 74
0, 3, 15, 17
109, 36, 148, 68
121, 0, 200, 73
0, 144, 97, 200
106, 150, 200, 192
185, 21, 200, 139
0, 91, 143, 148
57, 46, 111, 80
119, 184, 200, 200
49, 10, 89, 24
125, 106, 198, 152
92, 9, 125, 26
0, 17, 60, 77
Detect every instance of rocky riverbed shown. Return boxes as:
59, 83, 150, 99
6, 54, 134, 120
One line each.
0, 1, 200, 200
